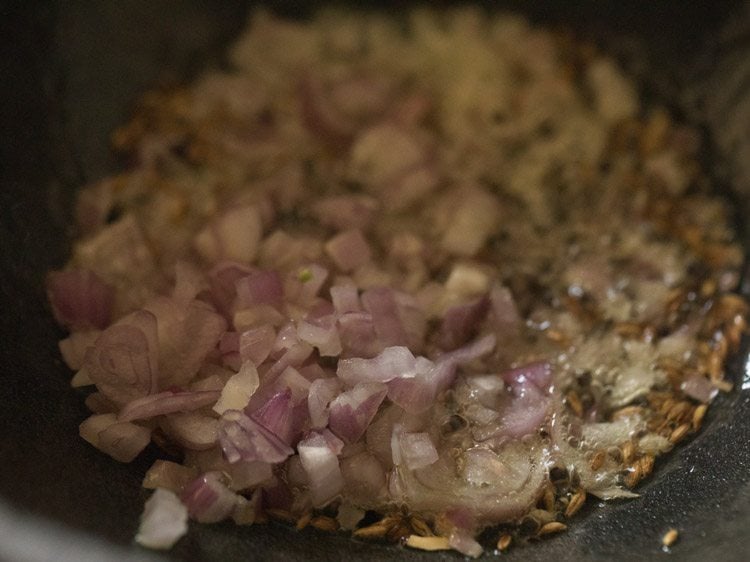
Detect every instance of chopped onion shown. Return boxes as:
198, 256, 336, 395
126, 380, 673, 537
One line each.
160, 413, 219, 451
180, 472, 238, 523
194, 205, 263, 264
58, 330, 100, 370
213, 361, 260, 415
118, 390, 220, 422
298, 430, 344, 507
681, 373, 718, 403
135, 488, 188, 550
239, 325, 275, 365
218, 409, 293, 464
337, 346, 417, 386
46, 269, 114, 331
308, 377, 341, 428
394, 431, 439, 470
437, 294, 490, 350
328, 382, 388, 443
143, 460, 199, 493
297, 315, 342, 357
324, 229, 372, 273
84, 310, 159, 405
235, 269, 284, 309
79, 413, 151, 462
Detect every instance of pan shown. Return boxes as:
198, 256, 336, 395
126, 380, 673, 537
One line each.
1, 2, 750, 561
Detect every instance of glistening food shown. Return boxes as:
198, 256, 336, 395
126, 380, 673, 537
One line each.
46, 7, 748, 557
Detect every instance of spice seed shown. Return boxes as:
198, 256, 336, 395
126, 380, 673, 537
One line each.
692, 404, 708, 430
624, 463, 642, 488
353, 522, 389, 539
497, 534, 512, 551
295, 511, 312, 530
566, 390, 584, 417
310, 516, 339, 532
662, 528, 679, 548
565, 489, 587, 518
543, 485, 556, 512
409, 516, 434, 537
539, 522, 567, 536
639, 454, 655, 479
266, 508, 295, 523
621, 441, 635, 464
405, 535, 451, 552
669, 423, 691, 444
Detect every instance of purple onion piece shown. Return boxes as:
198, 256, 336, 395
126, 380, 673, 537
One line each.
328, 382, 388, 443
180, 472, 238, 523
218, 409, 293, 464
46, 269, 114, 331
118, 390, 221, 422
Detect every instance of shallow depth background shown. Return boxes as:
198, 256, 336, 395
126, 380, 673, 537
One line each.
2, 2, 750, 561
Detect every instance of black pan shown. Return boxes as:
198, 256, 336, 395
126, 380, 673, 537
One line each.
2, 2, 750, 561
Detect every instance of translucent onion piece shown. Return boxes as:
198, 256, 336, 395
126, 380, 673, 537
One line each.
143, 460, 199, 493
135, 488, 188, 550
337, 346, 417, 386
213, 361, 260, 415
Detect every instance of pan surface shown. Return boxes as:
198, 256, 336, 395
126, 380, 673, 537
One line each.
2, 2, 750, 561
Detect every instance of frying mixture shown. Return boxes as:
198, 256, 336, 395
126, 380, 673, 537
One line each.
46, 7, 748, 556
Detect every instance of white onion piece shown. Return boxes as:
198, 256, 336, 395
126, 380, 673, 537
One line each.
340, 451, 387, 506
299, 73, 356, 148
84, 310, 159, 405
292, 263, 329, 305
311, 195, 378, 232
46, 269, 114, 331
330, 283, 361, 314
336, 503, 366, 531
135, 488, 188, 550
79, 413, 152, 463
298, 430, 344, 508
328, 382, 388, 443
308, 377, 341, 428
180, 472, 238, 523
239, 325, 275, 365
218, 409, 293, 464
118, 390, 220, 422
213, 361, 260, 415
395, 431, 439, 470
160, 413, 219, 451
324, 229, 372, 273
173, 261, 209, 305
233, 488, 263, 525
71, 366, 94, 388
143, 460, 199, 493
337, 345, 417, 386
194, 205, 263, 264
297, 315, 342, 357
59, 330, 100, 370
